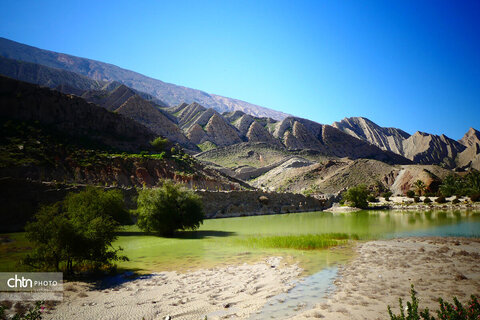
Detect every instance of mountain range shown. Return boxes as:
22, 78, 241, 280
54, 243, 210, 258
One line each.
0, 36, 479, 184
333, 117, 479, 170
0, 37, 289, 120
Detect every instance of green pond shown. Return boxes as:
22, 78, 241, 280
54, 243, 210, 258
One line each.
2, 210, 480, 274
110, 209, 480, 273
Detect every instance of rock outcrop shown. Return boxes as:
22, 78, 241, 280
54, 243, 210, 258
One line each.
334, 116, 467, 168
457, 128, 480, 170
246, 121, 282, 146
459, 127, 480, 147
402, 132, 465, 167
233, 114, 255, 135
333, 117, 410, 154
389, 165, 452, 195
115, 95, 196, 150
204, 113, 243, 147
187, 124, 209, 145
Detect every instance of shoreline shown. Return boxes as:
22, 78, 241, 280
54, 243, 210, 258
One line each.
294, 237, 480, 320
38, 236, 480, 320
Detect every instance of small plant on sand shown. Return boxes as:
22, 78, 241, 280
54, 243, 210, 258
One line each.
424, 197, 432, 204
414, 196, 421, 203
436, 196, 446, 204
388, 284, 480, 320
367, 195, 377, 203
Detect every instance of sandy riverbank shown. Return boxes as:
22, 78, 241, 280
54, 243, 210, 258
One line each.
294, 237, 480, 320
44, 257, 301, 320
40, 237, 480, 320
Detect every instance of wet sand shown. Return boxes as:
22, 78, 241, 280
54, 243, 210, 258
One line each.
294, 237, 480, 320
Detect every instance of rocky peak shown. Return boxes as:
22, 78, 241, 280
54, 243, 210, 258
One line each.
234, 114, 255, 135
332, 116, 410, 155
402, 131, 465, 167
175, 103, 214, 129
204, 113, 242, 147
246, 121, 282, 146
291, 121, 323, 150
187, 123, 208, 145
223, 110, 246, 122
459, 127, 480, 147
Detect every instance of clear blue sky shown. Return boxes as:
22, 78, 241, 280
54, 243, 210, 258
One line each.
1, 0, 479, 139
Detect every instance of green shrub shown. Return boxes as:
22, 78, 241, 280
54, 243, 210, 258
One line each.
136, 180, 204, 236
388, 284, 480, 320
343, 185, 369, 209
452, 198, 460, 204
383, 191, 393, 201
406, 190, 415, 198
150, 137, 168, 152
23, 188, 128, 273
424, 197, 432, 204
367, 195, 377, 203
436, 196, 446, 204
414, 196, 421, 203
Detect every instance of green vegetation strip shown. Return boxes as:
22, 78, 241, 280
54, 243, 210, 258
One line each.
239, 233, 359, 250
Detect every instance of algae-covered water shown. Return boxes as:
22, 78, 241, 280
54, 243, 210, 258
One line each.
114, 210, 480, 273
1, 210, 480, 273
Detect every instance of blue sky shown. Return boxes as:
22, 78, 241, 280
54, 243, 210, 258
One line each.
1, 0, 479, 139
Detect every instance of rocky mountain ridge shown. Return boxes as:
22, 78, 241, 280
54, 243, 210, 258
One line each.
0, 38, 477, 170
0, 37, 289, 120
333, 116, 476, 169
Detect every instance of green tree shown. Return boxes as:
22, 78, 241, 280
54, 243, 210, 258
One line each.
439, 174, 458, 197
343, 184, 369, 209
63, 187, 131, 225
23, 188, 128, 273
465, 170, 480, 195
136, 180, 204, 236
413, 180, 426, 196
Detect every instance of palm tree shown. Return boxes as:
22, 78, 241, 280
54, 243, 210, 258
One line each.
413, 180, 426, 196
